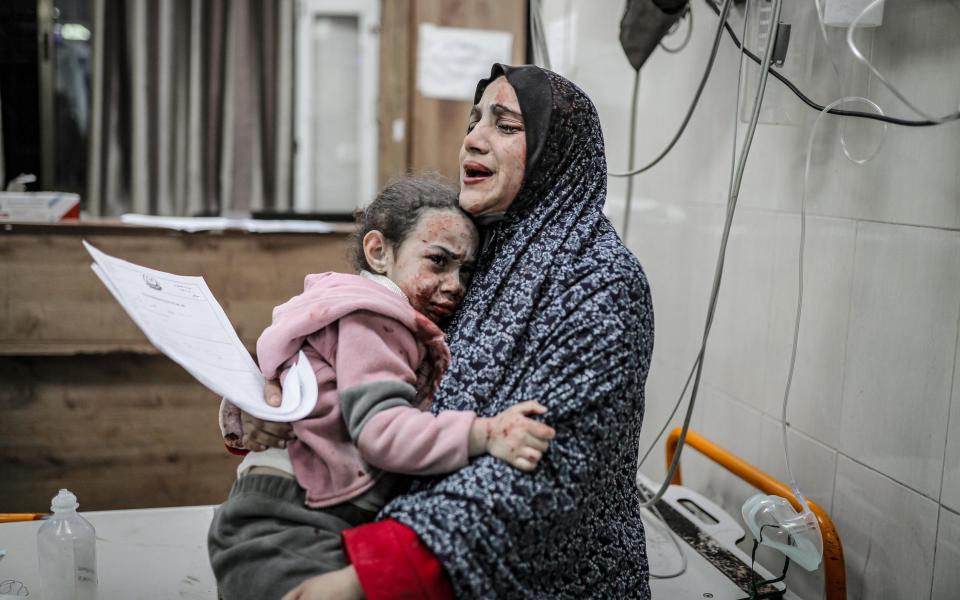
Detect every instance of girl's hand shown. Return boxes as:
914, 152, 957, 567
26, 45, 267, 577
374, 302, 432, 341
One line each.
469, 401, 557, 472
281, 566, 364, 600
240, 379, 296, 451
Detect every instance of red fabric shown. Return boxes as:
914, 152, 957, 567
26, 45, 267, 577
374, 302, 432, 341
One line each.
343, 519, 454, 600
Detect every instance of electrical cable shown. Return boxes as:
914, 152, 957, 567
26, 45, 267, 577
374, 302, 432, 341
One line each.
747, 535, 792, 600
659, 5, 694, 54
638, 0, 783, 510
614, 0, 958, 182
609, 0, 734, 178
637, 484, 689, 579
636, 0, 751, 471
621, 70, 641, 239
701, 0, 960, 128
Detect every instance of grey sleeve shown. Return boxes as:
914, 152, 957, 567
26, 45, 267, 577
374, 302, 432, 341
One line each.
340, 380, 418, 442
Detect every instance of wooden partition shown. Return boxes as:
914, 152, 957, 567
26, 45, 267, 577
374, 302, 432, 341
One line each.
377, 0, 528, 186
0, 222, 353, 511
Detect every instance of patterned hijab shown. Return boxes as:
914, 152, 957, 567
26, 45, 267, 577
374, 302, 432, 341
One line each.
382, 65, 655, 599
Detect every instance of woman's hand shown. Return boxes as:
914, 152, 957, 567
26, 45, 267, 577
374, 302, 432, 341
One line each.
240, 379, 296, 451
469, 401, 557, 472
281, 566, 364, 600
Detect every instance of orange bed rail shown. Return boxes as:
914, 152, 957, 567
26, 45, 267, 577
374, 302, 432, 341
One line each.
0, 513, 49, 523
665, 427, 846, 600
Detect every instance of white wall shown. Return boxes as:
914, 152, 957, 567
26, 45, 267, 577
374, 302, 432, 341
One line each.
541, 1, 960, 598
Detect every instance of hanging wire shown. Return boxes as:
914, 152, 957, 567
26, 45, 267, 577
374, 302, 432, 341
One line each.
614, 0, 959, 183
621, 69, 641, 239
701, 0, 960, 127
637, 0, 751, 471
780, 95, 884, 517
610, 0, 735, 178
659, 5, 695, 54
846, 0, 960, 124
637, 484, 690, 579
638, 0, 784, 510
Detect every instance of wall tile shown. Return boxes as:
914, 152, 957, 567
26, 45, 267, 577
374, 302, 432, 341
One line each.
619, 200, 724, 369
757, 416, 838, 514
840, 221, 960, 497
942, 324, 960, 513
762, 214, 857, 447
636, 358, 703, 484
847, 0, 960, 230
749, 417, 839, 600
833, 456, 938, 599
683, 388, 765, 516
932, 507, 960, 599
700, 208, 780, 413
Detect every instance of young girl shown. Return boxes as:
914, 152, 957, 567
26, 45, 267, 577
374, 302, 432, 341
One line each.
207, 178, 556, 599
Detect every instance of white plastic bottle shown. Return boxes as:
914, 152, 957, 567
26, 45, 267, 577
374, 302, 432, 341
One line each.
36, 488, 98, 600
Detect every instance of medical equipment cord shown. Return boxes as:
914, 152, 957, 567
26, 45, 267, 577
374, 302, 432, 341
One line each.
659, 5, 694, 54
846, 0, 960, 124
777, 95, 885, 522
621, 69, 641, 239
811, 0, 888, 164
704, 0, 960, 128
636, 0, 751, 472
636, 0, 958, 471
637, 484, 690, 579
616, 0, 960, 183
638, 0, 783, 511
746, 534, 791, 600
610, 0, 734, 179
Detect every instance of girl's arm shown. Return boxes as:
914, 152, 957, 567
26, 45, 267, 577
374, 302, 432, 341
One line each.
337, 312, 554, 475
217, 397, 295, 454
356, 400, 554, 473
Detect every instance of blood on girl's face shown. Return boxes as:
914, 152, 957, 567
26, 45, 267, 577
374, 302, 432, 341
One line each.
385, 209, 479, 324
458, 77, 526, 217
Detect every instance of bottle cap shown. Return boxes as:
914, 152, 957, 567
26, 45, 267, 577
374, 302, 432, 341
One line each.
50, 488, 79, 512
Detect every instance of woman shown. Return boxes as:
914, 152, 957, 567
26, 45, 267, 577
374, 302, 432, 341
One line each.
261, 64, 654, 599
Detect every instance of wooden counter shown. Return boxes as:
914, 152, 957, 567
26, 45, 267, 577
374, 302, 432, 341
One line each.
0, 220, 353, 511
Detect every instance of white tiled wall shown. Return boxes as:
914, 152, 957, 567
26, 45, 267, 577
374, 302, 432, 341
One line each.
932, 507, 960, 598
541, 0, 960, 598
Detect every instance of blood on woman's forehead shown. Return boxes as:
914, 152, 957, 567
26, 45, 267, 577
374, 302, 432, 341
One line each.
486, 77, 520, 113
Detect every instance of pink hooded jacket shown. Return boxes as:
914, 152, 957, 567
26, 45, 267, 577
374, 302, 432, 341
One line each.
232, 272, 476, 508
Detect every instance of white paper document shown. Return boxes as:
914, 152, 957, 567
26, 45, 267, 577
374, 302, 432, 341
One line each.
120, 213, 337, 234
83, 241, 317, 422
416, 24, 513, 101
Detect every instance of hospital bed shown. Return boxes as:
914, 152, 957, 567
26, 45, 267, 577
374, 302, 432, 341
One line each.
0, 429, 842, 599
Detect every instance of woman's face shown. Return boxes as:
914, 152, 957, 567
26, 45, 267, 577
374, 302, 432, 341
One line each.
458, 77, 526, 216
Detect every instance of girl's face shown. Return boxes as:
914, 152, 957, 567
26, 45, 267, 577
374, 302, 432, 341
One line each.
370, 209, 479, 323
458, 77, 526, 216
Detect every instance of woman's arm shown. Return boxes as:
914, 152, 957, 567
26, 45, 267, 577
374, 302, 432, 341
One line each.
280, 565, 366, 600
375, 275, 654, 598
